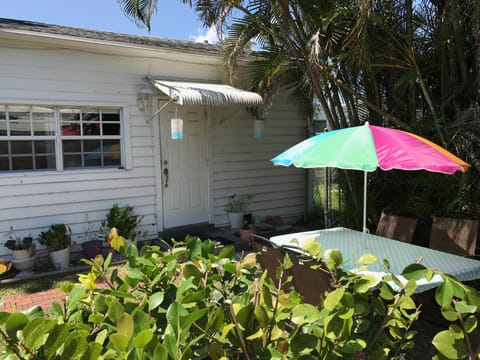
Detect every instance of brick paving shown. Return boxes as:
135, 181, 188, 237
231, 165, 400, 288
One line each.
0, 288, 67, 313
0, 280, 109, 313
0, 255, 130, 314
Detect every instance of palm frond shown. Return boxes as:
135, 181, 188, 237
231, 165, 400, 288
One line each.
116, 0, 158, 31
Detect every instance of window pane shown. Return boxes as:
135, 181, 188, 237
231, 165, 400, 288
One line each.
10, 121, 31, 136
0, 121, 6, 136
84, 140, 101, 152
12, 156, 33, 170
63, 140, 81, 153
0, 142, 7, 153
83, 122, 100, 135
84, 156, 101, 167
35, 155, 56, 170
32, 107, 54, 119
64, 154, 82, 168
60, 109, 80, 136
33, 121, 55, 136
8, 106, 30, 121
0, 107, 5, 136
84, 110, 99, 122
11, 141, 33, 154
34, 140, 55, 154
104, 140, 121, 160
82, 110, 100, 136
0, 140, 56, 171
30, 107, 55, 135
102, 109, 120, 121
61, 123, 81, 136
104, 157, 121, 166
60, 109, 80, 122
0, 105, 123, 171
83, 140, 101, 163
0, 108, 5, 136
102, 122, 120, 135
102, 109, 121, 135
9, 107, 31, 136
0, 157, 9, 171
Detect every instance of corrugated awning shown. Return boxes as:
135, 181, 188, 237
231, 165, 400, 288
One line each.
150, 79, 263, 107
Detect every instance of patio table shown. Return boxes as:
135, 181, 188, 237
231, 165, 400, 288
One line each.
270, 227, 480, 293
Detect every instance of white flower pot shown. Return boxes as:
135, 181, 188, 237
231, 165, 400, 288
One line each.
11, 247, 34, 261
50, 247, 70, 270
11, 247, 36, 272
227, 212, 244, 229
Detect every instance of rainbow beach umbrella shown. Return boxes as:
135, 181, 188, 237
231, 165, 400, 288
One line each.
271, 122, 469, 232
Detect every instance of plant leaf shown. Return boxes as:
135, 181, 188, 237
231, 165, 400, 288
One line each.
133, 329, 154, 348
107, 300, 124, 323
117, 313, 134, 338
432, 329, 468, 359
357, 253, 377, 265
109, 333, 130, 352
323, 288, 345, 310
148, 292, 164, 312
5, 313, 28, 341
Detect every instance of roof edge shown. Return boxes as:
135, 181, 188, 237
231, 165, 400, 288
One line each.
0, 18, 220, 54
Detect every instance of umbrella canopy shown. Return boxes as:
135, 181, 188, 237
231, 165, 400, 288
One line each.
271, 122, 469, 232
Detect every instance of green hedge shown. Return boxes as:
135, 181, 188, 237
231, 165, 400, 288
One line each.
0, 232, 478, 359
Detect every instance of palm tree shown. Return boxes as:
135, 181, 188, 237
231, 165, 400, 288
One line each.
118, 0, 480, 229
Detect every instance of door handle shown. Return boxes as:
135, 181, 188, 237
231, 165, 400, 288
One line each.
163, 168, 169, 188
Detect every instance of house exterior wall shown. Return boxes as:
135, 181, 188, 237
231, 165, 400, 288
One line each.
210, 96, 306, 227
0, 26, 306, 258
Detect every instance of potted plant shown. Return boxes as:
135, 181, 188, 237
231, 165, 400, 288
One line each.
101, 204, 143, 244
80, 221, 104, 260
4, 226, 35, 272
82, 240, 103, 260
38, 224, 72, 270
224, 193, 254, 229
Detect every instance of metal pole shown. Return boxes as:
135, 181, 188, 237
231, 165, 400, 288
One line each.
324, 167, 329, 228
363, 170, 368, 233
323, 127, 330, 228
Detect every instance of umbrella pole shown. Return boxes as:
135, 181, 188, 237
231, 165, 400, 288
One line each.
363, 171, 368, 233
324, 167, 329, 228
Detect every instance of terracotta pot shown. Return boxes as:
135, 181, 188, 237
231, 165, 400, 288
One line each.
239, 228, 256, 241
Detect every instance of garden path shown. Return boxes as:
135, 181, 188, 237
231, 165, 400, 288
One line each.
0, 280, 109, 313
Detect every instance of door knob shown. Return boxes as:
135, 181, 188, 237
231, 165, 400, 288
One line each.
163, 168, 169, 188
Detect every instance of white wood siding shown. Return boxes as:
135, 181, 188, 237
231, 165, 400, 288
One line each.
211, 93, 307, 227
0, 40, 217, 257
0, 32, 307, 258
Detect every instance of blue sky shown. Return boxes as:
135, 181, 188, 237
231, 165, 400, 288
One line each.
2, 0, 218, 43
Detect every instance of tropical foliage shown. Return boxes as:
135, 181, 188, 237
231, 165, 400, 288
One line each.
0, 236, 479, 359
38, 224, 72, 251
224, 193, 255, 212
118, 0, 480, 231
101, 203, 144, 241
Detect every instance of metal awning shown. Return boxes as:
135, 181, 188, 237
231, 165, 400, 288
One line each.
150, 79, 263, 107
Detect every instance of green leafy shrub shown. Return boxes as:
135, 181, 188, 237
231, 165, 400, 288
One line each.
38, 224, 71, 251
0, 237, 478, 359
101, 203, 143, 241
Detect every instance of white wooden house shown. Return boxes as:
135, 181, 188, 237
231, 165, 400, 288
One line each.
0, 18, 307, 257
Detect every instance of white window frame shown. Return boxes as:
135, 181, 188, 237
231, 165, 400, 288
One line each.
0, 104, 125, 173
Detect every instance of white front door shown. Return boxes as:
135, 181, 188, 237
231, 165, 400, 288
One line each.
159, 103, 209, 228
